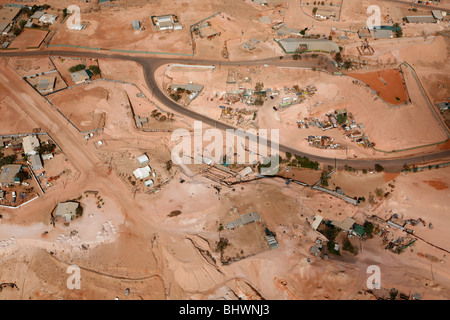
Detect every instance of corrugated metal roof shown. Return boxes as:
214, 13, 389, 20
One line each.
406, 16, 436, 23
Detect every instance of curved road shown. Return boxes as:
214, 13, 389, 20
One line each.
1, 49, 449, 172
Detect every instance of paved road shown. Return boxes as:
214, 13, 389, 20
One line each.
1, 49, 449, 172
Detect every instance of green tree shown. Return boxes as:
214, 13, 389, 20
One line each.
312, 7, 318, 15
89, 65, 101, 75
374, 163, 384, 172
19, 20, 27, 29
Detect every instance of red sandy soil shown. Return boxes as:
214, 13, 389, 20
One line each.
10, 29, 48, 50
347, 69, 408, 105
423, 179, 448, 191
383, 172, 400, 183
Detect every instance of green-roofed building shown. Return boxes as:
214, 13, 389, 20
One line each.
352, 224, 366, 237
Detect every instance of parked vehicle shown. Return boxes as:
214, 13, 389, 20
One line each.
273, 106, 278, 111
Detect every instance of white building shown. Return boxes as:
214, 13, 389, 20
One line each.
137, 154, 149, 165
238, 166, 253, 178
144, 179, 154, 187
22, 135, 40, 155
133, 166, 151, 180
39, 14, 57, 24
42, 153, 54, 160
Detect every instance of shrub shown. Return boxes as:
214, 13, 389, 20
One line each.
89, 65, 100, 75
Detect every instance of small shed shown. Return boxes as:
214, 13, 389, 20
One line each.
137, 154, 149, 165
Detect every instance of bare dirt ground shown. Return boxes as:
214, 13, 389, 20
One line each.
1, 0, 450, 301
347, 68, 408, 105
160, 62, 448, 155
10, 29, 48, 50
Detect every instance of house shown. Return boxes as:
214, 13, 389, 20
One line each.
133, 166, 151, 180
405, 16, 436, 23
137, 154, 149, 165
276, 38, 340, 54
226, 212, 261, 229
29, 154, 43, 171
22, 135, 40, 155
352, 224, 366, 237
152, 15, 182, 31
39, 14, 57, 24
358, 28, 373, 38
42, 153, 54, 160
70, 69, 91, 84
135, 115, 148, 128
144, 179, 154, 187
373, 29, 393, 39
132, 20, 141, 31
54, 201, 79, 222
315, 9, 335, 19
431, 10, 444, 20
311, 214, 323, 230
0, 190, 4, 200
267, 235, 278, 249
36, 77, 56, 94
0, 164, 23, 186
199, 26, 220, 39
238, 166, 253, 178
331, 217, 356, 232
0, 6, 21, 34
30, 10, 45, 21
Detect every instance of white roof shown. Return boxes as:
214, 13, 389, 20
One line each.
431, 10, 443, 19
311, 214, 323, 230
39, 14, 57, 24
239, 166, 253, 177
22, 135, 40, 155
133, 166, 151, 180
137, 154, 149, 165
144, 179, 154, 187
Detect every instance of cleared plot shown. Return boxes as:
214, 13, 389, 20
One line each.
8, 58, 55, 77
51, 4, 193, 54
218, 221, 270, 265
347, 69, 409, 105
0, 94, 39, 134
10, 28, 49, 49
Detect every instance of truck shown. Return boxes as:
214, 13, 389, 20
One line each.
12, 191, 16, 203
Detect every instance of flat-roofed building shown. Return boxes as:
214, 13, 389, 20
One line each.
0, 164, 22, 186
70, 69, 91, 84
133, 165, 151, 180
311, 214, 323, 230
36, 77, 56, 94
22, 135, 40, 155
30, 11, 45, 20
331, 217, 356, 232
373, 29, 393, 39
405, 16, 436, 23
132, 20, 141, 31
276, 38, 340, 54
431, 10, 444, 20
199, 26, 220, 39
54, 201, 79, 222
315, 9, 335, 19
29, 154, 43, 171
238, 166, 253, 178
0, 6, 21, 34
226, 212, 261, 229
39, 14, 57, 24
137, 154, 149, 165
